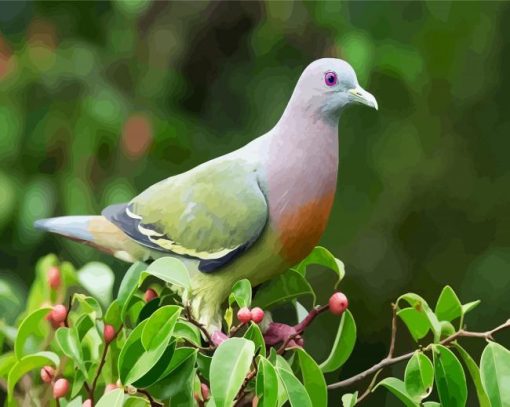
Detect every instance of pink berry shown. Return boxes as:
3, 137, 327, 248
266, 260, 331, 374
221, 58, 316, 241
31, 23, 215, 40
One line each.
105, 383, 118, 393
103, 324, 116, 344
53, 378, 69, 398
48, 267, 61, 290
201, 383, 209, 400
82, 400, 92, 407
144, 288, 158, 302
40, 366, 55, 383
250, 307, 264, 324
329, 292, 349, 316
51, 305, 67, 324
237, 307, 252, 324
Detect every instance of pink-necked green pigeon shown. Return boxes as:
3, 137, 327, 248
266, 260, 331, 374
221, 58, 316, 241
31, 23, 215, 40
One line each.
35, 58, 377, 330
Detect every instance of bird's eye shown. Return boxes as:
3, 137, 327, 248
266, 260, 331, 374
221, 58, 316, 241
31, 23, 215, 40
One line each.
324, 71, 337, 87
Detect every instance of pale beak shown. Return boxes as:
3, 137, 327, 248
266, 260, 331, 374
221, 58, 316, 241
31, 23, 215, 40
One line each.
348, 86, 378, 110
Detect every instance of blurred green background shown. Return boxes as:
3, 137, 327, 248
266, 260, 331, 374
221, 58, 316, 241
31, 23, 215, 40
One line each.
1, 1, 509, 405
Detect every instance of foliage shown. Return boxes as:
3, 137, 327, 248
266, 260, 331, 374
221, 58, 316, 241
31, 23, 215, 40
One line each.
0, 249, 509, 406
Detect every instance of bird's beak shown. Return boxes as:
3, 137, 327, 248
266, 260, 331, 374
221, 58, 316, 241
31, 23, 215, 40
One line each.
348, 86, 378, 110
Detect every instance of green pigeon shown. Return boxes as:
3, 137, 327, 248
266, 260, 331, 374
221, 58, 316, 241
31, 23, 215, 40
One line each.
35, 58, 377, 331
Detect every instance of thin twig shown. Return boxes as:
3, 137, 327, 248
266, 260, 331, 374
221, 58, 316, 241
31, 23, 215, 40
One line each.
327, 318, 510, 390
356, 369, 383, 404
294, 304, 329, 334
276, 333, 300, 355
185, 307, 214, 345
137, 389, 161, 406
64, 295, 72, 328
387, 303, 397, 359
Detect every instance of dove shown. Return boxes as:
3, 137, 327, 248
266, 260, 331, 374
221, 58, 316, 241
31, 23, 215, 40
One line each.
35, 58, 377, 331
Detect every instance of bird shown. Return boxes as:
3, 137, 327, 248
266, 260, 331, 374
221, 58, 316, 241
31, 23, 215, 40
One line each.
35, 58, 377, 331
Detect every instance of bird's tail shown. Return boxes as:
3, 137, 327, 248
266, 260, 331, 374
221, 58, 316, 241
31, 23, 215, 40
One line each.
34, 216, 148, 262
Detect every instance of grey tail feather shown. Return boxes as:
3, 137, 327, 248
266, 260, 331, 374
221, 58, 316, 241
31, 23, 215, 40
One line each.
34, 216, 95, 242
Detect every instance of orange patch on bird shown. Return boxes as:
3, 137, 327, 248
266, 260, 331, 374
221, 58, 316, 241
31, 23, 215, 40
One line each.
277, 192, 335, 265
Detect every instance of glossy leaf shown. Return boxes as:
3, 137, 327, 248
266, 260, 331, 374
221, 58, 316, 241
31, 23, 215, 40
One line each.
433, 344, 467, 407
210, 338, 255, 407
253, 269, 315, 309
0, 352, 16, 378
374, 377, 419, 407
124, 396, 150, 407
295, 246, 345, 288
319, 309, 356, 372
55, 327, 87, 374
404, 351, 433, 401
341, 392, 358, 407
140, 305, 181, 350
78, 262, 114, 307
95, 388, 124, 407
104, 300, 122, 330
435, 286, 462, 322
73, 293, 103, 319
117, 262, 146, 307
197, 353, 212, 381
229, 279, 252, 308
461, 300, 481, 315
397, 293, 441, 342
480, 341, 510, 407
276, 367, 312, 407
244, 322, 265, 354
14, 306, 52, 359
175, 320, 202, 346
296, 348, 327, 407
453, 343, 490, 407
7, 351, 59, 401
256, 357, 279, 407
397, 307, 430, 341
140, 257, 191, 290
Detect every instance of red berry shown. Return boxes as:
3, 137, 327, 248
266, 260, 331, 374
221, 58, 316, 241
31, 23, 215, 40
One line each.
53, 378, 69, 398
328, 292, 349, 315
201, 383, 209, 400
104, 324, 116, 344
51, 305, 67, 324
250, 307, 265, 324
47, 267, 61, 290
40, 366, 55, 383
144, 288, 158, 302
105, 383, 118, 393
82, 399, 92, 407
237, 307, 252, 324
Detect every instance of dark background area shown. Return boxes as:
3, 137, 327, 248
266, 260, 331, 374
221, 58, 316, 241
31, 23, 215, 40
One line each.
1, 1, 509, 405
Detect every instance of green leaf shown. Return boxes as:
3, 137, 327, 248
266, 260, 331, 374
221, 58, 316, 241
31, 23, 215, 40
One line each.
296, 348, 327, 407
137, 297, 160, 323
461, 300, 481, 315
453, 343, 490, 407
95, 388, 125, 407
433, 344, 467, 407
104, 300, 122, 330
73, 293, 103, 319
210, 338, 255, 407
397, 307, 430, 341
319, 309, 356, 372
175, 320, 202, 346
256, 358, 278, 407
55, 327, 87, 374
229, 279, 252, 308
197, 353, 212, 381
131, 342, 175, 388
397, 293, 441, 342
14, 306, 52, 359
7, 351, 59, 401
422, 403, 441, 407
276, 367, 312, 407
117, 262, 146, 307
140, 257, 191, 290
253, 269, 315, 309
373, 377, 419, 407
124, 396, 150, 407
140, 305, 181, 350
435, 286, 462, 322
0, 352, 16, 378
341, 392, 358, 407
78, 262, 114, 307
480, 341, 510, 407
244, 322, 265, 354
404, 351, 433, 401
295, 246, 345, 288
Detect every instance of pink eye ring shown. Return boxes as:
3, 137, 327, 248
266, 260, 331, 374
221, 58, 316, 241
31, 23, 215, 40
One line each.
324, 71, 338, 86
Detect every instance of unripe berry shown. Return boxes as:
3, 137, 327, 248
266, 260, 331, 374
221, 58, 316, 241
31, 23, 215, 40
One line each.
250, 307, 265, 324
201, 383, 210, 400
103, 324, 116, 344
144, 288, 158, 302
40, 366, 55, 383
328, 292, 349, 316
237, 307, 252, 324
53, 378, 69, 398
105, 383, 118, 393
51, 304, 67, 324
82, 399, 92, 407
47, 266, 61, 290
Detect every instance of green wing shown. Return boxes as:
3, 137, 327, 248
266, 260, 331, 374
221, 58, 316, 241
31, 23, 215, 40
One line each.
103, 158, 268, 272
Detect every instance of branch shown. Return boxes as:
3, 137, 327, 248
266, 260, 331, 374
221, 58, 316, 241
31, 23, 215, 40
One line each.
294, 304, 329, 334
327, 318, 510, 390
185, 307, 214, 346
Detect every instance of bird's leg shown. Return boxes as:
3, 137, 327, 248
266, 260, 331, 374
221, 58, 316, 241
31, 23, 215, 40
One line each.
263, 322, 304, 350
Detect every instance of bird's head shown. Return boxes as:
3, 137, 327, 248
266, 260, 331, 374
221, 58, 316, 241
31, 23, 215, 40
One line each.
295, 58, 378, 119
